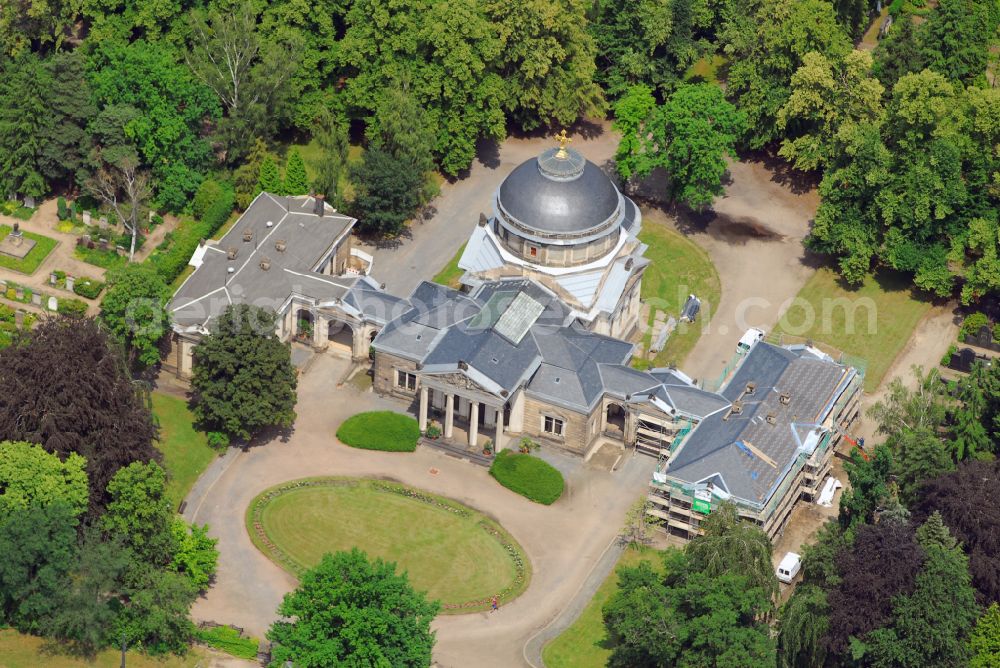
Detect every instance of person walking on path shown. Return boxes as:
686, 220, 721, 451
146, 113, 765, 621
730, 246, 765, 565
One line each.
491, 595, 499, 613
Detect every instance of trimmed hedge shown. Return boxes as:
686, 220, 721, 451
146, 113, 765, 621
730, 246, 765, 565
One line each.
489, 451, 565, 505
336, 411, 420, 452
57, 298, 88, 318
72, 277, 104, 299
194, 626, 259, 660
150, 184, 235, 285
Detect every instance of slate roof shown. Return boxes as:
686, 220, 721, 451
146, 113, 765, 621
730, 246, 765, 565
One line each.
664, 343, 857, 508
497, 148, 622, 235
170, 193, 397, 331
372, 276, 731, 415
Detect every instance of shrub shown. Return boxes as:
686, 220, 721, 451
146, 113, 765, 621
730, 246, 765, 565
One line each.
489, 451, 565, 505
192, 179, 225, 220
57, 298, 88, 318
336, 411, 420, 452
941, 343, 958, 367
206, 431, 230, 450
993, 323, 1000, 344
57, 196, 69, 221
202, 184, 235, 237
194, 626, 259, 660
961, 312, 989, 341
0, 304, 13, 322
150, 185, 233, 285
72, 277, 105, 299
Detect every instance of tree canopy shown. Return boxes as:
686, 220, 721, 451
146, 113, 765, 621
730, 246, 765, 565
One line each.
191, 304, 298, 441
0, 317, 159, 516
268, 548, 439, 667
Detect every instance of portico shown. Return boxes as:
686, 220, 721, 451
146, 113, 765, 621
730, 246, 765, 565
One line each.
417, 376, 508, 451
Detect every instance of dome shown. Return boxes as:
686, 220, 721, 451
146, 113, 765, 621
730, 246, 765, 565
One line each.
496, 147, 622, 239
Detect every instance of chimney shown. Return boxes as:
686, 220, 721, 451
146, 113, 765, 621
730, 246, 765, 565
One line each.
779, 392, 791, 405
243, 229, 253, 243
275, 239, 287, 252
314, 194, 325, 217
259, 257, 271, 271
226, 247, 238, 260
478, 212, 488, 227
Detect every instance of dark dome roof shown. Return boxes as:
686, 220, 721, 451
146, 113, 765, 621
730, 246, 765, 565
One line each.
497, 148, 621, 236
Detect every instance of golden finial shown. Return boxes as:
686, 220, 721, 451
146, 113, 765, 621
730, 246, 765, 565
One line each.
554, 129, 572, 158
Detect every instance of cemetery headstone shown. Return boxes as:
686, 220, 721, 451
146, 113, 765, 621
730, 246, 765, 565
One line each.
31, 293, 41, 306
99, 239, 109, 251
23, 195, 35, 209
65, 275, 75, 291
15, 287, 24, 300
13, 310, 22, 327
82, 210, 91, 225
47, 296, 57, 311
0, 279, 6, 292
49, 273, 58, 286
98, 216, 109, 228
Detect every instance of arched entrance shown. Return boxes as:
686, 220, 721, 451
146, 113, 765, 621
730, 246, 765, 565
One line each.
606, 403, 626, 434
295, 309, 314, 342
327, 319, 355, 356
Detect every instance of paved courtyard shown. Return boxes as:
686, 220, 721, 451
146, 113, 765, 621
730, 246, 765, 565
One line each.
186, 353, 655, 668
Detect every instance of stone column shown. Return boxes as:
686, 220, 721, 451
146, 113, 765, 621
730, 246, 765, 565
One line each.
313, 316, 325, 348
494, 408, 504, 452
418, 386, 429, 432
469, 401, 480, 446
444, 394, 455, 439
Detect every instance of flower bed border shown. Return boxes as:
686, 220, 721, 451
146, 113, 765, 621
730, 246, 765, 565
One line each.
245, 477, 531, 613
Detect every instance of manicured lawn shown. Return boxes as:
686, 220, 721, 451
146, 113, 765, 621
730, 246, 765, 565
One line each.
542, 547, 660, 668
774, 268, 933, 392
152, 392, 219, 509
247, 478, 530, 611
336, 410, 420, 451
74, 244, 128, 271
432, 242, 466, 288
489, 450, 565, 505
0, 629, 205, 668
0, 224, 58, 275
193, 626, 259, 660
284, 139, 364, 202
636, 223, 721, 369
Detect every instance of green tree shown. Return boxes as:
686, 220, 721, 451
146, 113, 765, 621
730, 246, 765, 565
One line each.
235, 138, 271, 208
113, 566, 196, 655
971, 603, 1000, 668
100, 263, 172, 369
50, 530, 130, 656
603, 549, 776, 667
612, 85, 658, 181
283, 149, 309, 196
919, 0, 997, 86
0, 441, 88, 519
101, 461, 177, 567
873, 16, 924, 91
257, 156, 283, 195
351, 147, 427, 237
0, 503, 78, 634
868, 366, 948, 445
484, 0, 605, 130
267, 549, 439, 668
839, 444, 894, 529
685, 501, 777, 597
311, 112, 349, 204
615, 83, 744, 209
723, 0, 850, 148
0, 53, 52, 198
191, 304, 298, 441
591, 0, 712, 100
777, 584, 829, 668
169, 519, 218, 591
39, 51, 95, 192
892, 428, 955, 503
778, 50, 884, 171
87, 40, 221, 212
186, 3, 301, 161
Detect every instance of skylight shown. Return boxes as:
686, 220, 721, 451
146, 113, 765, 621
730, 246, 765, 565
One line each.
494, 292, 544, 344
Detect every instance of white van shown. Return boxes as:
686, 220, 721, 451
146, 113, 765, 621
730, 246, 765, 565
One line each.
776, 552, 801, 584
737, 328, 765, 354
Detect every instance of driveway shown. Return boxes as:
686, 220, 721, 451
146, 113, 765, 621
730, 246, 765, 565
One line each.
361, 122, 621, 295
187, 354, 655, 667
642, 157, 821, 385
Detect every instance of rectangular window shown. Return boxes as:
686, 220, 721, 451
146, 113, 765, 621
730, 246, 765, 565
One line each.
543, 415, 565, 436
529, 246, 538, 257
396, 370, 417, 391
